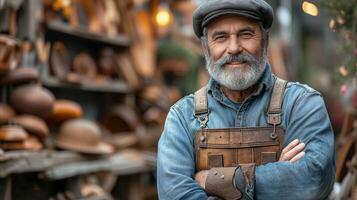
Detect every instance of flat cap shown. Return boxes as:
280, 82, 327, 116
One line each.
192, 0, 274, 38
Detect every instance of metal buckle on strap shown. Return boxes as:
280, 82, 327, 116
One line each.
270, 129, 278, 140
267, 113, 281, 125
268, 113, 281, 140
195, 112, 209, 129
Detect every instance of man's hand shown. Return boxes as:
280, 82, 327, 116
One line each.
279, 139, 305, 163
195, 170, 209, 189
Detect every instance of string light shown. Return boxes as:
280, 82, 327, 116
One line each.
329, 19, 335, 29
302, 1, 318, 16
61, 0, 71, 7
339, 65, 349, 77
156, 8, 171, 27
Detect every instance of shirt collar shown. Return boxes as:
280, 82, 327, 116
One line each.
207, 63, 274, 103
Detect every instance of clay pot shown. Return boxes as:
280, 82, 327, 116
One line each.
72, 52, 97, 80
0, 136, 43, 150
55, 119, 113, 154
0, 104, 16, 122
104, 132, 138, 150
0, 124, 28, 141
98, 47, 116, 76
50, 41, 70, 79
49, 99, 83, 122
102, 105, 139, 133
10, 84, 55, 118
0, 67, 38, 86
14, 115, 49, 138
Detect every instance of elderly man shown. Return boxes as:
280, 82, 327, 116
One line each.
157, 0, 335, 199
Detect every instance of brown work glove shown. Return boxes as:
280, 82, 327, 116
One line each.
205, 167, 241, 200
205, 164, 255, 200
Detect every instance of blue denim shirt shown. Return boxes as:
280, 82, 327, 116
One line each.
157, 64, 335, 200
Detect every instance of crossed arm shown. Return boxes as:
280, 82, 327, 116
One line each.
195, 138, 307, 190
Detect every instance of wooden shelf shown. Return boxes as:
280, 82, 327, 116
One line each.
0, 149, 155, 180
42, 76, 131, 94
45, 21, 131, 48
44, 150, 150, 180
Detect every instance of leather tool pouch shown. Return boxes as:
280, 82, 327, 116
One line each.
195, 127, 285, 171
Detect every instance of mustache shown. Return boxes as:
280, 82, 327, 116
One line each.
215, 53, 259, 67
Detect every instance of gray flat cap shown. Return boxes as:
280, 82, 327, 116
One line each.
192, 0, 274, 38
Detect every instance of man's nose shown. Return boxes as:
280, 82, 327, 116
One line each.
227, 36, 242, 55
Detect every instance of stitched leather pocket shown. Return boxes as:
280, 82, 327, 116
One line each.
208, 154, 223, 168
195, 127, 284, 171
261, 152, 278, 164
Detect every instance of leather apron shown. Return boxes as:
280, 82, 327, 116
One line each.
194, 78, 287, 171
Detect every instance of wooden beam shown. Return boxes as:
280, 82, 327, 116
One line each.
0, 150, 87, 177
44, 150, 149, 180
0, 149, 153, 180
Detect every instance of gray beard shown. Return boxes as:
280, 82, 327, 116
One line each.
204, 50, 267, 91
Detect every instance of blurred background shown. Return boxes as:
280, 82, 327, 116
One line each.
0, 0, 355, 199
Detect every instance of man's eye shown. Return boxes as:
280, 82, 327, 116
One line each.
240, 32, 254, 39
214, 35, 226, 41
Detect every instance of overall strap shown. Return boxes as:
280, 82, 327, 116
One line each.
267, 77, 287, 137
194, 86, 209, 128
194, 77, 287, 129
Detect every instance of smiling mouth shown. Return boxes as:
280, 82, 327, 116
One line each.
225, 61, 246, 66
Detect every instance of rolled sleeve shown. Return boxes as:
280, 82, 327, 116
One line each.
157, 105, 208, 200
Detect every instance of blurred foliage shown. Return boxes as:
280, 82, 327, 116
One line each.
321, 0, 357, 31
321, 0, 357, 111
321, 0, 357, 80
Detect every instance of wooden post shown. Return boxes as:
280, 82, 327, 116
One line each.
0, 177, 12, 200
